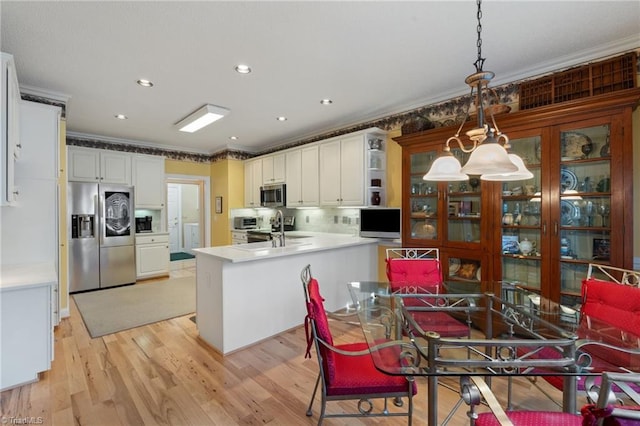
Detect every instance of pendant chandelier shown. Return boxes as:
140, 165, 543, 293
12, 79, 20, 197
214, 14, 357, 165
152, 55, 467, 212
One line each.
423, 0, 532, 182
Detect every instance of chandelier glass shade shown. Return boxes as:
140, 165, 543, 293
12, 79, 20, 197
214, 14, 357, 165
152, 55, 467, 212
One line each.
481, 153, 534, 181
423, 0, 532, 182
422, 153, 469, 181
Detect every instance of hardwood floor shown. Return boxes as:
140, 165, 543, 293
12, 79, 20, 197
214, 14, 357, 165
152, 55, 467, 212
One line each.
1, 260, 579, 425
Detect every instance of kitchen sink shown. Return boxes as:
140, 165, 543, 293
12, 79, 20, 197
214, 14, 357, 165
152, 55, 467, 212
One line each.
232, 240, 310, 252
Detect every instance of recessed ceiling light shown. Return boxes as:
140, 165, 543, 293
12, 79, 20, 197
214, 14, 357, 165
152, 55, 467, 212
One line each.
320, 99, 333, 105
235, 64, 252, 74
276, 116, 287, 121
115, 114, 128, 120
229, 136, 238, 140
136, 79, 154, 87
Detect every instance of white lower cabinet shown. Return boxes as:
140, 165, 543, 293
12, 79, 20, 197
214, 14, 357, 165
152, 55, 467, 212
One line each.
136, 233, 170, 279
231, 230, 248, 245
1, 263, 55, 391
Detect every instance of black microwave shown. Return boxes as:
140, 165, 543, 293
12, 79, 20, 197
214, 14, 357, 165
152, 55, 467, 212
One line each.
135, 216, 153, 233
260, 184, 286, 207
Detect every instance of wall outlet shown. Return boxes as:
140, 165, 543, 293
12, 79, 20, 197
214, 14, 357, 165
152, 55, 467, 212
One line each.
306, 216, 309, 223
334, 215, 338, 224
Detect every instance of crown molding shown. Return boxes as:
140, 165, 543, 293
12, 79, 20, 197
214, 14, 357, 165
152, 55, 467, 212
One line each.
20, 84, 71, 103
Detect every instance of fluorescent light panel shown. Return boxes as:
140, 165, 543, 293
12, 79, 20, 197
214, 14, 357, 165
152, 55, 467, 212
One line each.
176, 104, 230, 133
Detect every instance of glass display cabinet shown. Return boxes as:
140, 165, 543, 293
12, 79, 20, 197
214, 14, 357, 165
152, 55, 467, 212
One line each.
395, 89, 639, 306
446, 147, 482, 244
500, 132, 543, 294
408, 150, 439, 240
556, 123, 614, 307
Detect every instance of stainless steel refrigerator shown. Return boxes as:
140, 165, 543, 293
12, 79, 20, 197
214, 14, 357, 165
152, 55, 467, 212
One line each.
68, 182, 136, 292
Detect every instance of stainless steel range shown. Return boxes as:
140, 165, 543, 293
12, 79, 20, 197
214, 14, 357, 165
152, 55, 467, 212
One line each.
246, 229, 272, 243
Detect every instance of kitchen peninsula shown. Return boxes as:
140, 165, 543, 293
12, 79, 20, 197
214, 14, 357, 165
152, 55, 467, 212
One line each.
193, 233, 378, 354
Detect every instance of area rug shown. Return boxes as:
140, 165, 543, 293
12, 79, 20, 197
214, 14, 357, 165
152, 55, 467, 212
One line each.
73, 277, 195, 338
170, 251, 195, 261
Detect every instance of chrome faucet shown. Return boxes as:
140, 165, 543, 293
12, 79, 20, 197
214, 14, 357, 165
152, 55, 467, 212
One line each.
272, 209, 285, 247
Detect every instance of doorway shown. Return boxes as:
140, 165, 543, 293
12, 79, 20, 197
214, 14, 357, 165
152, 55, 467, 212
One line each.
166, 179, 205, 260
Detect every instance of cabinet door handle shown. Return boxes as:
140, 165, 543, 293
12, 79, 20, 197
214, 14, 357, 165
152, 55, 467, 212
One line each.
542, 221, 547, 235
554, 221, 558, 236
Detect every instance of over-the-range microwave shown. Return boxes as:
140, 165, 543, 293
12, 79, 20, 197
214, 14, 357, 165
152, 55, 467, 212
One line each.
260, 183, 286, 208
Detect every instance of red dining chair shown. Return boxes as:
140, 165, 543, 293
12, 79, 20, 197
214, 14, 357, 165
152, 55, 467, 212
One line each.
460, 376, 583, 425
301, 264, 417, 425
386, 248, 471, 338
581, 372, 640, 425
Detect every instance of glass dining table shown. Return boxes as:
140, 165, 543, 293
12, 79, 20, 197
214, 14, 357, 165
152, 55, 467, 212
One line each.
346, 281, 599, 426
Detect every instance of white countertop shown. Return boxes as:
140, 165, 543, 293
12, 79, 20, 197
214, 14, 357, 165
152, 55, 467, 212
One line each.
0, 262, 57, 290
194, 232, 380, 263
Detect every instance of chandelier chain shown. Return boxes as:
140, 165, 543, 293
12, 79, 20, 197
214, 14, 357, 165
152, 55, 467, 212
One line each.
474, 0, 485, 72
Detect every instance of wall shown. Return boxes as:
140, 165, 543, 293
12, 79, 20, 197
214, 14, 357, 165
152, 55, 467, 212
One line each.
209, 158, 244, 246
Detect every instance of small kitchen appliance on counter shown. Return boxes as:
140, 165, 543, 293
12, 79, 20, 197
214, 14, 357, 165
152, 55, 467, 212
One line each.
233, 216, 257, 229
135, 216, 153, 233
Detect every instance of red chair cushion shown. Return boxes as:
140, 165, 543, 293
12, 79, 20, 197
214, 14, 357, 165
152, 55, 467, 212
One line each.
581, 278, 640, 336
328, 342, 417, 397
408, 311, 469, 337
386, 258, 442, 290
475, 411, 582, 426
306, 278, 336, 382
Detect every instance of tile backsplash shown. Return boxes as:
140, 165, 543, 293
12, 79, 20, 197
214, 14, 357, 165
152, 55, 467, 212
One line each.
230, 207, 360, 235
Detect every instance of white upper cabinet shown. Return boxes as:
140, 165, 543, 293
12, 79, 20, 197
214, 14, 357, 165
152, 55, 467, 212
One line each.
244, 159, 263, 207
262, 153, 285, 184
285, 145, 319, 207
245, 127, 385, 208
132, 154, 165, 208
319, 135, 365, 206
68, 146, 131, 185
1, 52, 21, 206
16, 101, 60, 181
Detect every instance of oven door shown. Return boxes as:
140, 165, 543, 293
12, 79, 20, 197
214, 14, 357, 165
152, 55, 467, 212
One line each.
247, 230, 272, 243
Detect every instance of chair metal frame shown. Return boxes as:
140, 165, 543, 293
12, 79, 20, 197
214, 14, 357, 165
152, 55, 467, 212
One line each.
460, 375, 583, 425
586, 263, 640, 287
300, 264, 415, 426
386, 247, 440, 261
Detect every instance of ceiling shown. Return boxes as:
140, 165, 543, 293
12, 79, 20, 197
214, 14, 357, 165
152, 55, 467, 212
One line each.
1, 1, 639, 155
